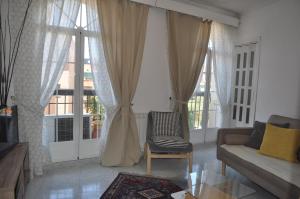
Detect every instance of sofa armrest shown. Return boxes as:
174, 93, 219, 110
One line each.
217, 128, 253, 160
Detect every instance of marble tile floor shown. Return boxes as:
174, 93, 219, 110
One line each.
25, 143, 277, 199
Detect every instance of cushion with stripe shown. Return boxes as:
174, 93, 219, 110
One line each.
152, 136, 189, 148
151, 112, 181, 137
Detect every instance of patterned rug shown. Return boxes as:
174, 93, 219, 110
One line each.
100, 173, 183, 199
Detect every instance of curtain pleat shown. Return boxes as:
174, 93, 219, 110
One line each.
167, 11, 211, 141
211, 22, 236, 128
97, 0, 149, 166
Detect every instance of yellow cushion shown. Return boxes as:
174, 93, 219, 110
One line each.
259, 123, 300, 162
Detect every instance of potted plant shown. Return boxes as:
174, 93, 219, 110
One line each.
86, 96, 104, 139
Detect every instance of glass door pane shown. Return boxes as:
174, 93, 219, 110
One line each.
188, 64, 206, 129
44, 36, 75, 142
79, 36, 103, 159
82, 37, 103, 140
44, 36, 77, 162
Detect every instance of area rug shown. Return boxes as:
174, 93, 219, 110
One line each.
100, 173, 183, 199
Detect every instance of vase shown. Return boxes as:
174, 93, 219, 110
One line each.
0, 106, 18, 143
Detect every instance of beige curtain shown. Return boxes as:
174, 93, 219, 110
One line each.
167, 11, 212, 141
97, 0, 149, 166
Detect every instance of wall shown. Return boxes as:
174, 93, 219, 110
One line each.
133, 7, 172, 113
238, 0, 300, 121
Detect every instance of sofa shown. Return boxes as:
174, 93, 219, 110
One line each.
217, 115, 300, 199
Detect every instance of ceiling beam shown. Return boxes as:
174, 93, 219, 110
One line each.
130, 0, 240, 27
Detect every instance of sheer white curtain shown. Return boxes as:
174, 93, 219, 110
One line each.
40, 0, 80, 151
210, 22, 237, 128
85, 0, 117, 159
40, 0, 80, 107
14, 0, 80, 177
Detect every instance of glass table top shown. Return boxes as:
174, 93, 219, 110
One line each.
171, 163, 256, 199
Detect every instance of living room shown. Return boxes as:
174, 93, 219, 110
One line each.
0, 0, 299, 198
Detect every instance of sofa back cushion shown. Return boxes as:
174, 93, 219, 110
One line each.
244, 121, 289, 149
225, 134, 250, 145
268, 115, 300, 129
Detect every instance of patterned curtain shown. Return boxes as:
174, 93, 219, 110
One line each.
13, 0, 80, 177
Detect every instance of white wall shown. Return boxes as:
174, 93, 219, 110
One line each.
133, 7, 172, 113
238, 0, 300, 121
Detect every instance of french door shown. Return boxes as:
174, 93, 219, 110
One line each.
44, 29, 103, 162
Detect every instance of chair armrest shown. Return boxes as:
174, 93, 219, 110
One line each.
216, 128, 253, 160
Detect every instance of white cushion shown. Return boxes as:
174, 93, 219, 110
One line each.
221, 144, 300, 188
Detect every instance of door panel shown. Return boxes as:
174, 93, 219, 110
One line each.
79, 36, 102, 159
44, 36, 77, 162
231, 43, 259, 127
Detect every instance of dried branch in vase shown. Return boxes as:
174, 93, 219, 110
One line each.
0, 0, 32, 109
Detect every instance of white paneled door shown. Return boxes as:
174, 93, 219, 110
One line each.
230, 43, 260, 127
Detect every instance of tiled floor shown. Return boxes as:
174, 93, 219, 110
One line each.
25, 143, 277, 199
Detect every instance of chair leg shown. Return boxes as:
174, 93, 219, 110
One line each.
188, 152, 193, 172
146, 145, 152, 175
221, 161, 226, 176
144, 143, 147, 159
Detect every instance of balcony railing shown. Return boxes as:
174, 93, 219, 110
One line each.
44, 89, 104, 142
188, 92, 205, 129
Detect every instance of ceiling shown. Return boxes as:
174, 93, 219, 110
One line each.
185, 0, 279, 15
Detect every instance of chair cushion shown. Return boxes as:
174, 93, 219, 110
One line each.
152, 136, 189, 148
151, 112, 181, 137
148, 141, 193, 153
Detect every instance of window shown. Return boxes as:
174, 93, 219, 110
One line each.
188, 50, 221, 130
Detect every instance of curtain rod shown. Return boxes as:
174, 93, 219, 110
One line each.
130, 0, 240, 27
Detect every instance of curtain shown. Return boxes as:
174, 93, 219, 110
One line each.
41, 1, 80, 152
96, 0, 149, 166
211, 22, 236, 128
40, 0, 80, 107
14, 0, 80, 177
167, 11, 211, 141
85, 0, 117, 159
